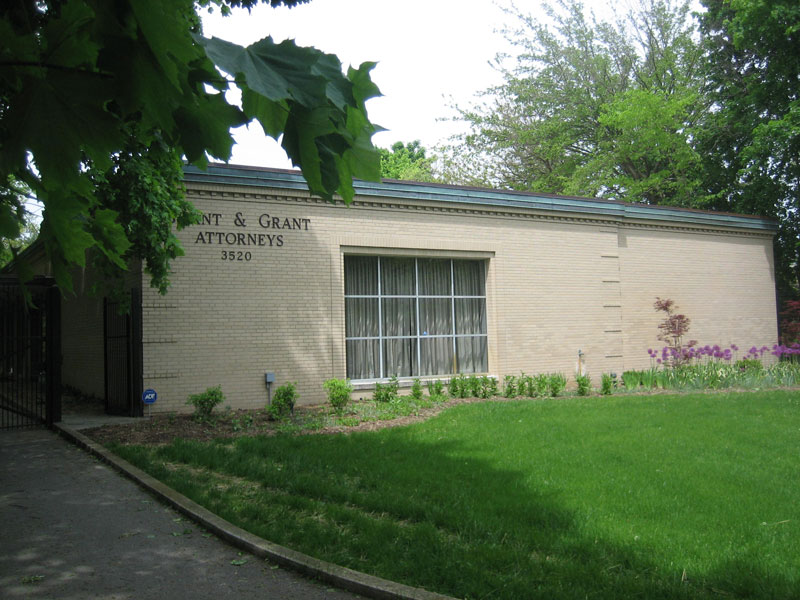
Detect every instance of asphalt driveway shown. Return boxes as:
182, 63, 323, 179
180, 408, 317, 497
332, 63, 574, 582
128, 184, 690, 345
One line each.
0, 428, 361, 600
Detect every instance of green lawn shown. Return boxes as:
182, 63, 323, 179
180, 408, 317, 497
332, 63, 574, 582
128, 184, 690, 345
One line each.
112, 391, 800, 599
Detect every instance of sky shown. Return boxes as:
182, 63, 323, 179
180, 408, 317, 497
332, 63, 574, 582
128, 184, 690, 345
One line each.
200, 0, 522, 169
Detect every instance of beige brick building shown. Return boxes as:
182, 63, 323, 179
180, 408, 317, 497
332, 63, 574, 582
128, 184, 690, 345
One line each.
56, 164, 779, 415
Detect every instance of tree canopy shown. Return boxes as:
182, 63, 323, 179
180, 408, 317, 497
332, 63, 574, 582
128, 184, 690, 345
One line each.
0, 0, 381, 293
696, 0, 800, 298
442, 0, 799, 296
379, 140, 437, 182
441, 0, 703, 205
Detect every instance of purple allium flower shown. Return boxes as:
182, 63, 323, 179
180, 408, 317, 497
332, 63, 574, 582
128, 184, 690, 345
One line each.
731, 344, 738, 351
657, 359, 662, 364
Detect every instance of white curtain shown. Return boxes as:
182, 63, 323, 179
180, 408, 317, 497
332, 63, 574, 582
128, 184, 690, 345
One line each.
344, 256, 488, 379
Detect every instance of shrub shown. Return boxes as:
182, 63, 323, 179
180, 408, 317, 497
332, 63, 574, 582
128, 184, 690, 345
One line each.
323, 378, 353, 412
601, 373, 614, 395
374, 376, 399, 403
548, 373, 567, 397
269, 381, 297, 419
410, 378, 424, 401
780, 300, 800, 345
576, 374, 591, 396
187, 385, 225, 422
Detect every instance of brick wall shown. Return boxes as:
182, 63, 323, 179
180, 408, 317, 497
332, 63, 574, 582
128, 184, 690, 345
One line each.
138, 181, 777, 412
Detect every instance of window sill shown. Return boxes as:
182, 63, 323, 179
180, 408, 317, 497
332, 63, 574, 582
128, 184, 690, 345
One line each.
351, 374, 494, 391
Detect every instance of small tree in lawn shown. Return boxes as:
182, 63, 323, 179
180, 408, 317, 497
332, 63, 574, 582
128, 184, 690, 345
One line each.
654, 297, 696, 366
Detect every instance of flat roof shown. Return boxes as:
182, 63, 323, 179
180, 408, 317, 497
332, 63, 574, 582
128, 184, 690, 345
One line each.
183, 163, 778, 233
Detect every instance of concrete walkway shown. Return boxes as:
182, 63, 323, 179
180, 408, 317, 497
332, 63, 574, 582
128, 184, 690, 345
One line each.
0, 428, 362, 600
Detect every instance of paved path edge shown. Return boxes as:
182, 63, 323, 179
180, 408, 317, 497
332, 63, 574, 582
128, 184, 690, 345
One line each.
52, 423, 457, 600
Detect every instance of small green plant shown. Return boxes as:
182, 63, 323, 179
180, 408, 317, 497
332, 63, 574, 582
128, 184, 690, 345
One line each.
468, 375, 483, 398
323, 378, 353, 413
427, 379, 445, 398
576, 374, 591, 396
187, 385, 225, 422
534, 373, 549, 397
548, 373, 567, 397
735, 358, 763, 372
517, 373, 533, 397
622, 370, 641, 390
269, 381, 298, 419
478, 375, 497, 399
374, 376, 399, 403
503, 374, 517, 398
601, 373, 614, 395
410, 378, 424, 401
641, 368, 657, 389
231, 413, 254, 432
452, 375, 464, 397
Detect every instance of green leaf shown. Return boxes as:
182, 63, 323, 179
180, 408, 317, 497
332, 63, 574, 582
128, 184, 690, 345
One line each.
241, 85, 289, 138
90, 209, 131, 269
174, 94, 245, 163
129, 0, 199, 90
41, 0, 99, 68
39, 192, 94, 268
5, 72, 119, 184
348, 62, 382, 108
196, 35, 330, 106
0, 203, 21, 239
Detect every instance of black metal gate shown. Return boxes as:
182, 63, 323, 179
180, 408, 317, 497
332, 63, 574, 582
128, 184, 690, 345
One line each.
103, 288, 142, 417
0, 276, 61, 429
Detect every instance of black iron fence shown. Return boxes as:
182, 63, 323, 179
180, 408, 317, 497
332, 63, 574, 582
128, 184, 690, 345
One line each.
0, 276, 61, 429
104, 289, 142, 417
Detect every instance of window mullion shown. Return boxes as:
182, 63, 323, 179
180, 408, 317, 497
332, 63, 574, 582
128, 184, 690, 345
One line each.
377, 257, 383, 379
415, 258, 421, 377
450, 259, 457, 374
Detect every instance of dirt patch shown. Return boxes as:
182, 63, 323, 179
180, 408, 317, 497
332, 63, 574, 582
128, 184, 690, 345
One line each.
81, 397, 498, 446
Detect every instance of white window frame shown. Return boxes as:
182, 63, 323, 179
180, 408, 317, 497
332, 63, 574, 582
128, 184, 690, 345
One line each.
344, 256, 487, 381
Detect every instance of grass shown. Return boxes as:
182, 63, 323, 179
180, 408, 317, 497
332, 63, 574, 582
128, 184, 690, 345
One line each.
110, 390, 800, 599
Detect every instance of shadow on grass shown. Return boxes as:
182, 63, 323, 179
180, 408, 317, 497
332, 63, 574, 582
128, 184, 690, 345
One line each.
113, 423, 798, 600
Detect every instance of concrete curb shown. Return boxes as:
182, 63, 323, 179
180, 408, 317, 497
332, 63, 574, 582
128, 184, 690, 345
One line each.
53, 423, 457, 600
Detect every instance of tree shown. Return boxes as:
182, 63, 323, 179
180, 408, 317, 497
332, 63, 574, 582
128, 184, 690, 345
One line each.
0, 0, 381, 294
696, 0, 800, 298
379, 140, 437, 182
441, 0, 704, 206
0, 178, 39, 268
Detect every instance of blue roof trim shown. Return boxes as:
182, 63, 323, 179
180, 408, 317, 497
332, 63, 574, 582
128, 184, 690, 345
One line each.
183, 164, 778, 233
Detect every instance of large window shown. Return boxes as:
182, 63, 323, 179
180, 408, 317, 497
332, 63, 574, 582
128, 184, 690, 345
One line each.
344, 256, 487, 380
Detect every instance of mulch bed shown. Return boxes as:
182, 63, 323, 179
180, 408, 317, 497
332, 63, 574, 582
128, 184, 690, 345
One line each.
80, 397, 496, 446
